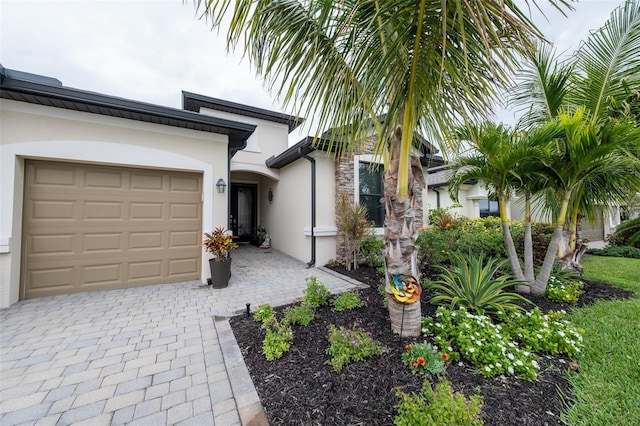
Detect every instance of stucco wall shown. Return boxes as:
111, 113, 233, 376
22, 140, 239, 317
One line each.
268, 152, 336, 267
0, 100, 230, 308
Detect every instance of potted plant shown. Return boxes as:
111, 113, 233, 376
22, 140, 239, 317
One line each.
202, 227, 238, 288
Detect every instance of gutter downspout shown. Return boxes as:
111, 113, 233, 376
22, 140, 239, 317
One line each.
433, 188, 441, 209
299, 147, 316, 267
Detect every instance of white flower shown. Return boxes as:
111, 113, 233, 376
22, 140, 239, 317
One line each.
485, 366, 492, 372
508, 366, 514, 374
448, 346, 453, 351
558, 331, 566, 337
536, 334, 543, 339
468, 347, 475, 353
507, 353, 515, 360
531, 360, 539, 368
515, 360, 523, 366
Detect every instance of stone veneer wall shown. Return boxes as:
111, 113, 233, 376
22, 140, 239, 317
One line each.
334, 136, 424, 264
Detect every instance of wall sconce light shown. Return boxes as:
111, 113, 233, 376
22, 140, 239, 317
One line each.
216, 178, 227, 194
268, 189, 274, 204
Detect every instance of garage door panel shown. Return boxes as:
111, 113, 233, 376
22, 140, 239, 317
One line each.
81, 264, 122, 286
169, 258, 199, 276
130, 173, 164, 191
22, 161, 203, 299
32, 164, 76, 187
83, 233, 123, 253
31, 200, 76, 220
130, 202, 164, 220
85, 170, 123, 189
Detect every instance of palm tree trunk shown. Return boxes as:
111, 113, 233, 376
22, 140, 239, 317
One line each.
532, 191, 571, 295
523, 195, 535, 283
384, 127, 423, 337
498, 197, 526, 291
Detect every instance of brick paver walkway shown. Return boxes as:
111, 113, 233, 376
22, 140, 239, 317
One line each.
0, 246, 363, 425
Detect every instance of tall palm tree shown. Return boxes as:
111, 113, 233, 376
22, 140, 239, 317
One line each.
449, 121, 560, 291
194, 0, 571, 335
512, 0, 640, 254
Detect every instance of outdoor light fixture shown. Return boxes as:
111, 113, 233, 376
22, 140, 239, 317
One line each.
216, 178, 227, 194
268, 188, 274, 204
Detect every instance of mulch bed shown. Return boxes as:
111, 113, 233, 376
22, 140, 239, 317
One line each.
229, 265, 635, 425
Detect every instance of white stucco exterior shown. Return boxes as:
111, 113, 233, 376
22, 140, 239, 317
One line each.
0, 99, 231, 308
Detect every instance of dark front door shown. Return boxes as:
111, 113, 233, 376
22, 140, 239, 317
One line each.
230, 183, 257, 243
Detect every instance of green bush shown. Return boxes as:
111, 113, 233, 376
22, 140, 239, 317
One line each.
394, 380, 483, 426
544, 265, 583, 303
253, 304, 275, 323
423, 252, 531, 316
359, 235, 385, 267
332, 291, 366, 311
587, 245, 640, 259
607, 217, 640, 248
283, 304, 315, 326
401, 342, 445, 377
326, 324, 388, 372
262, 316, 293, 361
303, 276, 331, 308
422, 306, 584, 380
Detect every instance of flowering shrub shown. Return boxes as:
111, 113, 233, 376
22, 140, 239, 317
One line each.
326, 324, 388, 372
422, 306, 584, 380
394, 379, 483, 426
303, 276, 331, 308
332, 291, 366, 311
544, 276, 583, 303
262, 316, 293, 361
401, 342, 445, 377
253, 304, 275, 324
499, 308, 584, 358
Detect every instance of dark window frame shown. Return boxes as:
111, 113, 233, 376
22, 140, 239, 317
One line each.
358, 161, 385, 227
479, 198, 500, 218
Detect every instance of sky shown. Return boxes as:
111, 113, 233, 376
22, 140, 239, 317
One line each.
0, 0, 628, 144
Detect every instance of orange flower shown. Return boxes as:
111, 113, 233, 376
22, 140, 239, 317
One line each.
441, 353, 449, 361
405, 344, 412, 351
445, 223, 451, 228
417, 357, 426, 366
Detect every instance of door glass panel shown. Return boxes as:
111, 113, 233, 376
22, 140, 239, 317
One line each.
237, 188, 253, 238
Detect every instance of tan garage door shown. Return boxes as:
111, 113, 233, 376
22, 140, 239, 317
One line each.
22, 160, 202, 299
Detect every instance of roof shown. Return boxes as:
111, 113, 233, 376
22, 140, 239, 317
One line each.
266, 136, 444, 169
182, 91, 304, 133
0, 65, 256, 154
426, 165, 477, 188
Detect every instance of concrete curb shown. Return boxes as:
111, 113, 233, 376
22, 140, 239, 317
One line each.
214, 317, 269, 426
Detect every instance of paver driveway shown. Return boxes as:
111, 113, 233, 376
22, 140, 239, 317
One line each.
0, 246, 362, 425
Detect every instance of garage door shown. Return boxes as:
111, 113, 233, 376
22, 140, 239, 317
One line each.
22, 160, 203, 299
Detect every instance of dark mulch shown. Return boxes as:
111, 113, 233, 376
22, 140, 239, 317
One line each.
230, 266, 635, 425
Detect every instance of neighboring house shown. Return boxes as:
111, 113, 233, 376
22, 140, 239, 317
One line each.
423, 165, 621, 241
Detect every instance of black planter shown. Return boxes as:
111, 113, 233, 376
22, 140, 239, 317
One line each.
209, 258, 232, 289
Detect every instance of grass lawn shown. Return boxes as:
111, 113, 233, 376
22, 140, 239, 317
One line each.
563, 256, 640, 425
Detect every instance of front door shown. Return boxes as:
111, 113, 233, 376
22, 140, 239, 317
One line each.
230, 183, 257, 243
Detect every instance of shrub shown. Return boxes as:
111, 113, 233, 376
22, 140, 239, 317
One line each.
303, 276, 331, 308
283, 304, 315, 326
421, 306, 584, 380
401, 342, 445, 377
326, 324, 388, 372
544, 265, 583, 303
587, 245, 640, 259
262, 316, 293, 361
607, 217, 640, 248
359, 235, 385, 267
394, 380, 483, 426
253, 304, 275, 323
424, 252, 531, 316
336, 192, 373, 270
332, 291, 366, 311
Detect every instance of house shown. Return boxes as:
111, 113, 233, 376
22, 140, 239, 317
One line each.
423, 165, 622, 241
2, 64, 441, 308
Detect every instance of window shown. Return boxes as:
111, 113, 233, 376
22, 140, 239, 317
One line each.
479, 198, 499, 218
359, 162, 385, 227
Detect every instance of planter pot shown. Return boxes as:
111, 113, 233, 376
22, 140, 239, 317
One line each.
209, 258, 232, 289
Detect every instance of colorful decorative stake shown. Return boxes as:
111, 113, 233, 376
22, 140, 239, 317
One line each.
391, 274, 422, 304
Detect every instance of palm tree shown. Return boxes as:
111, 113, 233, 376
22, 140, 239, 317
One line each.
194, 0, 571, 335
512, 0, 640, 254
449, 121, 560, 291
